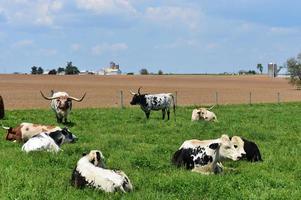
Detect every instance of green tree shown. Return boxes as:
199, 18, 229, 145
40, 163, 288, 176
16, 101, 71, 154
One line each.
158, 70, 163, 75
65, 62, 80, 75
37, 67, 44, 74
48, 69, 57, 75
57, 67, 65, 73
140, 68, 149, 75
257, 63, 263, 74
287, 53, 301, 88
31, 66, 38, 74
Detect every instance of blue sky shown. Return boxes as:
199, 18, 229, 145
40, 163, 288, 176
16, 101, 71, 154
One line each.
0, 0, 301, 74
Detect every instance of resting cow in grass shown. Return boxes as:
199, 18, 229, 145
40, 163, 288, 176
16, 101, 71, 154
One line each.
22, 128, 77, 153
230, 136, 262, 162
71, 150, 133, 193
191, 105, 217, 122
40, 90, 86, 124
172, 134, 245, 174
3, 122, 61, 142
130, 87, 175, 120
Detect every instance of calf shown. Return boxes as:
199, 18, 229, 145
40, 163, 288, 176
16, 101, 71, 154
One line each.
21, 128, 77, 153
172, 134, 245, 174
191, 106, 217, 122
130, 87, 175, 120
40, 90, 86, 124
3, 122, 61, 142
231, 136, 262, 162
71, 150, 133, 193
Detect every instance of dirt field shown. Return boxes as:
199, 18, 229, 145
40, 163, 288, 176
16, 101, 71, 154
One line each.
0, 74, 300, 110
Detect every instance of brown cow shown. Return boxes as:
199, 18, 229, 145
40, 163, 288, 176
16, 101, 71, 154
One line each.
3, 122, 61, 142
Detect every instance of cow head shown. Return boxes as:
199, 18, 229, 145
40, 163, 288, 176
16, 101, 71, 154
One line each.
230, 136, 246, 159
130, 87, 144, 105
40, 91, 86, 110
83, 150, 105, 168
198, 108, 208, 119
2, 125, 22, 141
48, 128, 77, 145
212, 134, 245, 161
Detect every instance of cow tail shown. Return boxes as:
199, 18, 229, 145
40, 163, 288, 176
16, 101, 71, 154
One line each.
171, 94, 176, 121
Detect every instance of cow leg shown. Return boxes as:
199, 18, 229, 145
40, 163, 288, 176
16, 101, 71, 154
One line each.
56, 115, 62, 123
162, 109, 166, 120
167, 109, 170, 120
145, 111, 150, 119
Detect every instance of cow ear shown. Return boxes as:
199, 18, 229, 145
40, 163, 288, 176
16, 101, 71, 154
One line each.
209, 143, 219, 150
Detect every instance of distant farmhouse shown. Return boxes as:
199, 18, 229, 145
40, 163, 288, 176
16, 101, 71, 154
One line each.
97, 62, 122, 75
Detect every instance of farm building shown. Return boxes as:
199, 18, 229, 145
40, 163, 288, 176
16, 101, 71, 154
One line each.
97, 62, 122, 75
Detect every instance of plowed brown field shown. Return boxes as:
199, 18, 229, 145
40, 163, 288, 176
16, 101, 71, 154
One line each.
0, 74, 300, 110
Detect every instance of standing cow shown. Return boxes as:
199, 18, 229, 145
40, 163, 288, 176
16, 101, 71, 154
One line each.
40, 91, 86, 124
130, 87, 175, 120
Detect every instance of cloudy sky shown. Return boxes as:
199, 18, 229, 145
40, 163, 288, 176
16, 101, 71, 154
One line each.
0, 0, 301, 74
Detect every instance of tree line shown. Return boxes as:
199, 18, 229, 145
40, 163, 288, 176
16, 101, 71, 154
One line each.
31, 62, 80, 75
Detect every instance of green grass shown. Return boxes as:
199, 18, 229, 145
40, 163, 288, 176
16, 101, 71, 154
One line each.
1, 103, 301, 199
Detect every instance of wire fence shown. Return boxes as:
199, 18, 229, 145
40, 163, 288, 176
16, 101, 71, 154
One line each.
117, 90, 301, 108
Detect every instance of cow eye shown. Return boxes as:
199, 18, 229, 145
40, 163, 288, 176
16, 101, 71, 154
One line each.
234, 145, 238, 148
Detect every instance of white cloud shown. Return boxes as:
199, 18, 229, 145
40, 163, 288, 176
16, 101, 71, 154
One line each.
76, 0, 137, 16
71, 43, 81, 52
40, 48, 57, 56
145, 6, 201, 31
12, 39, 33, 48
91, 42, 128, 55
155, 38, 198, 49
1, 0, 64, 27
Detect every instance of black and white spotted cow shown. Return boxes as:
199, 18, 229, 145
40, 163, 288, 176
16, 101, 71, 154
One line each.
171, 134, 246, 174
231, 136, 262, 162
130, 87, 176, 120
71, 150, 133, 193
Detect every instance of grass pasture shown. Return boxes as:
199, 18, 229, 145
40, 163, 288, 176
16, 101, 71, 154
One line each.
0, 103, 301, 199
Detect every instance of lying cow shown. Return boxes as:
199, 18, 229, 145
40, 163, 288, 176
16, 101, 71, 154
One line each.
191, 105, 217, 122
130, 87, 175, 120
171, 134, 245, 174
22, 128, 77, 153
71, 150, 133, 193
40, 90, 86, 124
231, 136, 262, 162
3, 122, 61, 142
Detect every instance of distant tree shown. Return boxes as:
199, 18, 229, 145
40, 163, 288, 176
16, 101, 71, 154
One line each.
37, 67, 44, 74
257, 63, 263, 74
57, 67, 65, 73
287, 53, 301, 88
65, 62, 80, 75
48, 69, 57, 75
247, 70, 256, 75
158, 70, 163, 75
140, 68, 149, 75
31, 66, 38, 74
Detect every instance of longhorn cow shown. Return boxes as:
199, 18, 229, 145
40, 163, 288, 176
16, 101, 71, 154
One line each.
130, 87, 176, 120
40, 91, 86, 123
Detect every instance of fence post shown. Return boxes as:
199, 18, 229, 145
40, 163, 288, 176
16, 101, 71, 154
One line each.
215, 91, 218, 105
277, 92, 280, 104
174, 91, 178, 106
120, 90, 124, 109
249, 92, 252, 105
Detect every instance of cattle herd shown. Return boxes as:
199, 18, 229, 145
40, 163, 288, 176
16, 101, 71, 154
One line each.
1, 88, 262, 194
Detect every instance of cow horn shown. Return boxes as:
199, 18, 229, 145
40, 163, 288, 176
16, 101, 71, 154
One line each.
40, 91, 58, 100
130, 90, 136, 95
138, 87, 142, 95
1, 125, 10, 130
68, 93, 86, 102
208, 105, 215, 110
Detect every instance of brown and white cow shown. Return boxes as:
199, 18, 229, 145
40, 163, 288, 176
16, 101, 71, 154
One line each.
172, 134, 245, 174
3, 122, 61, 142
191, 105, 217, 122
40, 91, 86, 124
